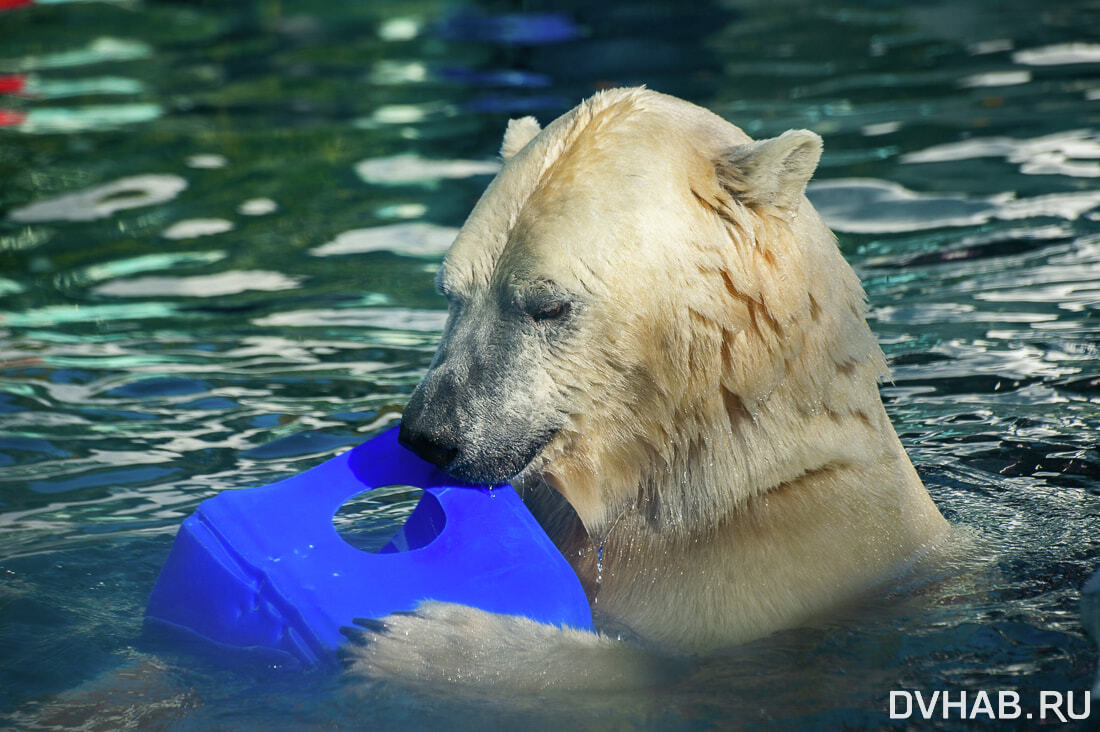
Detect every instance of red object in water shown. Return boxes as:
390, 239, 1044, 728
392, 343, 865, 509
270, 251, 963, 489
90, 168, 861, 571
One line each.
0, 75, 27, 94
0, 0, 33, 10
0, 109, 27, 127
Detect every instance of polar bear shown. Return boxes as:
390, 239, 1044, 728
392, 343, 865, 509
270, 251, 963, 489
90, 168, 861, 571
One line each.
349, 88, 948, 686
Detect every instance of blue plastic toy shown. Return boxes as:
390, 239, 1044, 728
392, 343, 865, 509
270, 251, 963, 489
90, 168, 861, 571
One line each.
144, 425, 593, 669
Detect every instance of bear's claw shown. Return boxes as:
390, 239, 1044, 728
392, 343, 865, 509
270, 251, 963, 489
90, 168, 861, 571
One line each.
339, 625, 370, 646
352, 617, 390, 634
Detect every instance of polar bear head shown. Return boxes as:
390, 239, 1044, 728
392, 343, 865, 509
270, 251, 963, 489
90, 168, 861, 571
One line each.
400, 88, 887, 534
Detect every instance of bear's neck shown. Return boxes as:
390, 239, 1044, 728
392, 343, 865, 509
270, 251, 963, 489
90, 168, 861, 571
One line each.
553, 405, 948, 653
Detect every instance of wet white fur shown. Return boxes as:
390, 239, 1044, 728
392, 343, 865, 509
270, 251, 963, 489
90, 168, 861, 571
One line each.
347, 88, 948, 687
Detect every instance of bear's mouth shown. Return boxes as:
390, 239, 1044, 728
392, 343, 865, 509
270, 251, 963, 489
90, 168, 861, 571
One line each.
511, 438, 559, 487
445, 428, 559, 486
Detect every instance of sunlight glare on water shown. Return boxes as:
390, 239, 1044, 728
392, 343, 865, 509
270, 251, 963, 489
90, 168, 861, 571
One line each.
1, 0, 1098, 729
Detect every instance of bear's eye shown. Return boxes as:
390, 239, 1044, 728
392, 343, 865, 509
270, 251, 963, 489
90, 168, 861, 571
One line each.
529, 300, 569, 322
519, 291, 572, 323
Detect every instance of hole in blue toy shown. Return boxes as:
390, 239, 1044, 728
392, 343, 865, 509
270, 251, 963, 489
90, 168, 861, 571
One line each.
333, 485, 445, 553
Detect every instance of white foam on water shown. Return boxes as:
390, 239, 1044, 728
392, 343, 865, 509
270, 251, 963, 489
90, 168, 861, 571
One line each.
161, 218, 234, 240
16, 104, 163, 134
94, 270, 299, 298
1013, 42, 1100, 66
310, 222, 458, 258
238, 198, 278, 216
355, 154, 500, 185
902, 129, 1100, 178
959, 70, 1031, 88
809, 178, 1100, 234
8, 174, 187, 223
186, 154, 228, 169
253, 307, 446, 332
9, 37, 152, 72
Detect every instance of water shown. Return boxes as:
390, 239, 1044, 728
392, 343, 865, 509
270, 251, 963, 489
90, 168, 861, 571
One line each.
1, 0, 1098, 728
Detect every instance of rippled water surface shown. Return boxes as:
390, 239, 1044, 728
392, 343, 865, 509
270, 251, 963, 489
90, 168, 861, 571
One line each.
2, 0, 1099, 729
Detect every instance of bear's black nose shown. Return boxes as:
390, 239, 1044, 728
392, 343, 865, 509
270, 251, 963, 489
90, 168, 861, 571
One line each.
398, 423, 459, 469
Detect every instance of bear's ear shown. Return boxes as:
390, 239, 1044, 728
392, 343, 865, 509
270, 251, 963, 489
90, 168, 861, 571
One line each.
499, 116, 542, 160
716, 129, 822, 213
